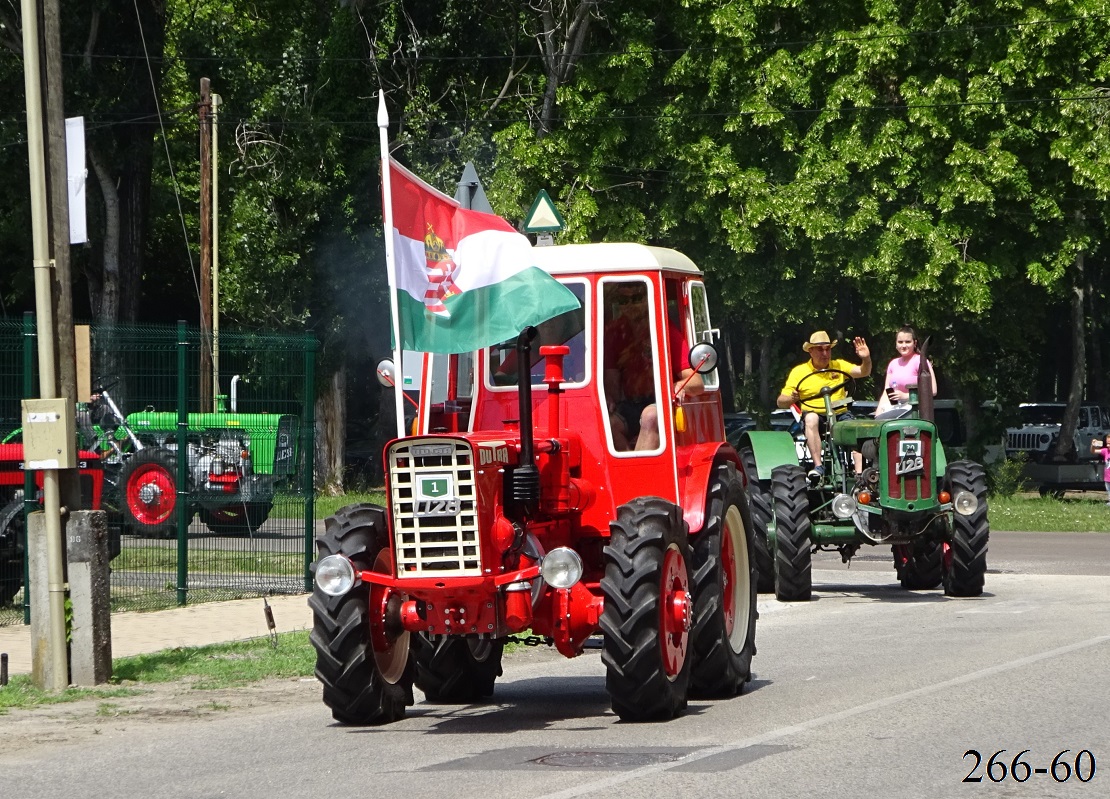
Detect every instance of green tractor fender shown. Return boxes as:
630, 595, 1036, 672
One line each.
738, 430, 800, 481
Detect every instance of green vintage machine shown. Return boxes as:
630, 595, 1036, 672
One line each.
119, 399, 298, 537
738, 370, 989, 601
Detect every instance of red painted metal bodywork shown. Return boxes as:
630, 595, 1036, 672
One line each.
0, 442, 104, 509
375, 265, 736, 659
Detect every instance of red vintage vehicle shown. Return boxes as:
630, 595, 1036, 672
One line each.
0, 442, 109, 607
310, 243, 759, 723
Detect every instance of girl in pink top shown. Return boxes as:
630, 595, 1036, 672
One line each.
876, 325, 937, 414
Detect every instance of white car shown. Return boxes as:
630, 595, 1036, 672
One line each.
1005, 402, 1110, 463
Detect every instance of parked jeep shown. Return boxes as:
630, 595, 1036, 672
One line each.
1005, 402, 1110, 463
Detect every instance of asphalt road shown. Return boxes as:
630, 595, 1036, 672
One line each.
4, 531, 1109, 799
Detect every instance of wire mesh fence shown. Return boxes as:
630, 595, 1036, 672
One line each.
1, 317, 316, 626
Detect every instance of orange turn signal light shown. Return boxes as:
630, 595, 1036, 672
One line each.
857, 491, 871, 505
939, 490, 951, 504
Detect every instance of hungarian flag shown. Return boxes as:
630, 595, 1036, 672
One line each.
385, 158, 580, 354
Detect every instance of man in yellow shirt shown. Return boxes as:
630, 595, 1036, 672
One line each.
777, 331, 872, 481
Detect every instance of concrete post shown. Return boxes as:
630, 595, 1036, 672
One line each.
66, 510, 112, 685
27, 511, 65, 687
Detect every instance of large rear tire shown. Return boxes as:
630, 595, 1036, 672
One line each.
943, 461, 989, 597
0, 498, 25, 607
600, 497, 692, 721
308, 503, 414, 724
413, 634, 504, 702
771, 464, 813, 602
738, 447, 774, 593
199, 500, 274, 536
894, 540, 943, 590
118, 448, 191, 538
689, 462, 758, 698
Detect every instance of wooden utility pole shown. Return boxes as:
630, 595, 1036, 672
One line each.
42, 0, 81, 512
199, 78, 212, 410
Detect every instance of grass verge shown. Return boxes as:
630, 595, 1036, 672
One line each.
313, 491, 386, 519
0, 630, 316, 713
987, 494, 1110, 533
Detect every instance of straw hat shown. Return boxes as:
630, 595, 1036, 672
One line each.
802, 330, 837, 352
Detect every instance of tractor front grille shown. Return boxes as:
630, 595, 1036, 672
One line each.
885, 427, 933, 501
388, 438, 481, 577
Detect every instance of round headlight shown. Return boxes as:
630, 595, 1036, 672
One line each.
954, 491, 979, 516
831, 493, 857, 519
540, 547, 584, 589
315, 554, 357, 596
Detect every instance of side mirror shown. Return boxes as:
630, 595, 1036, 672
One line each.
375, 358, 398, 388
688, 342, 719, 374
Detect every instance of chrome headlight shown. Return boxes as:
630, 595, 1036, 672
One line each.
315, 554, 358, 596
540, 547, 584, 589
831, 493, 858, 519
954, 491, 979, 516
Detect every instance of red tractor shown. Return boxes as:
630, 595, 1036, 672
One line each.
1, 443, 113, 607
310, 243, 759, 723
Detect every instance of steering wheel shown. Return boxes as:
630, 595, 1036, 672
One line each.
795, 368, 853, 410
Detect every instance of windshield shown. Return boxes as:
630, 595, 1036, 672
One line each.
1019, 405, 1064, 425
486, 281, 587, 387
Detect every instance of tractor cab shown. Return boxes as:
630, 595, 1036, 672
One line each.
413, 243, 728, 523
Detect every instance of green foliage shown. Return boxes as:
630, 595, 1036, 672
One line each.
987, 455, 1030, 498
2, 0, 1110, 426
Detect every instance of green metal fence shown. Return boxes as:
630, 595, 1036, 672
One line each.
1, 317, 316, 626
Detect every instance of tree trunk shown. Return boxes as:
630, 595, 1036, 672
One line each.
533, 1, 596, 137
758, 334, 773, 409
314, 366, 347, 496
1089, 272, 1105, 406
87, 144, 120, 322
1053, 248, 1085, 462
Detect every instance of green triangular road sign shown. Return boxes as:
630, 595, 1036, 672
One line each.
523, 189, 565, 233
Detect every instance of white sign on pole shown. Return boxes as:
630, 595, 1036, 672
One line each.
65, 116, 87, 244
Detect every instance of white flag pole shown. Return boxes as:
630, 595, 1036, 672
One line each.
378, 91, 407, 439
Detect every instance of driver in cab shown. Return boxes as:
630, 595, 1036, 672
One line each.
777, 331, 871, 482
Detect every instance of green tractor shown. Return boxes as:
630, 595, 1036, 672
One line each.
738, 368, 989, 601
121, 400, 298, 537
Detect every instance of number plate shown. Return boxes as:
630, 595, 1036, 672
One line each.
415, 473, 459, 517
896, 439, 924, 476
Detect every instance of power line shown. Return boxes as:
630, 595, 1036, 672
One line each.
60, 12, 1110, 66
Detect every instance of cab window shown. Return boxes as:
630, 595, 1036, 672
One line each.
486, 281, 587, 388
423, 351, 475, 433
688, 281, 719, 389
601, 278, 663, 454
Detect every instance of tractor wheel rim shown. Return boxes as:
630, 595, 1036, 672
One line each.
369, 548, 410, 684
659, 544, 690, 678
127, 465, 174, 525
721, 508, 737, 637
723, 505, 751, 651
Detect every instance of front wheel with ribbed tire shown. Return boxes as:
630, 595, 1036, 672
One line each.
413, 634, 504, 703
943, 461, 989, 597
600, 496, 692, 721
308, 503, 414, 724
771, 464, 813, 602
689, 462, 758, 698
738, 447, 774, 593
893, 540, 943, 590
